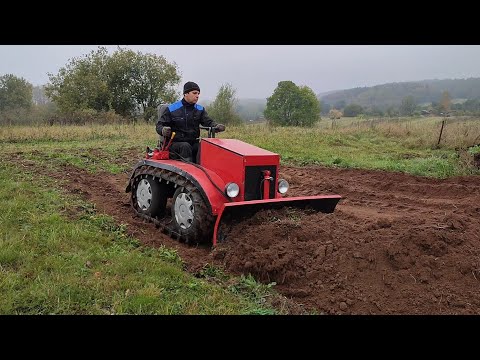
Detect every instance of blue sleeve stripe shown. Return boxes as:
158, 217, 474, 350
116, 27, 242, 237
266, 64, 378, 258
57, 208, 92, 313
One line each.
195, 104, 204, 110
168, 101, 183, 112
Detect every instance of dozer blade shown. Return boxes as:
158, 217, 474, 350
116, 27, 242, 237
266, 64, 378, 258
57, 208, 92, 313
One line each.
212, 195, 341, 246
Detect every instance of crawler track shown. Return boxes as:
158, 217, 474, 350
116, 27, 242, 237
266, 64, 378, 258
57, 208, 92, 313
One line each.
128, 165, 215, 244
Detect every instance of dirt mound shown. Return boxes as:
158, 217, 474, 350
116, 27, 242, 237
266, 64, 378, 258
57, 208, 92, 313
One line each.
213, 207, 337, 285
13, 155, 480, 314
213, 205, 480, 314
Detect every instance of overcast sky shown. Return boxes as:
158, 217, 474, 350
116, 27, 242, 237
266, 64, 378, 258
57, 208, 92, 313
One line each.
1, 45, 480, 100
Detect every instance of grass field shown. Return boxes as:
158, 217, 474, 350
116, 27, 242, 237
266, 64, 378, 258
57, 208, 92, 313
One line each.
0, 117, 478, 314
0, 162, 281, 314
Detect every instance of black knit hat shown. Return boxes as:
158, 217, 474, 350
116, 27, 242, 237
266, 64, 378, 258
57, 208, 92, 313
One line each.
183, 81, 200, 94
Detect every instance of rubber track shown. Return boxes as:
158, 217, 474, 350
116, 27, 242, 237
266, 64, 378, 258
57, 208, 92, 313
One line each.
129, 165, 215, 244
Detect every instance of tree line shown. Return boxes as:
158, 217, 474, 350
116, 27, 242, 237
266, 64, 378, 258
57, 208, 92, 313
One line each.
1, 46, 323, 127
4, 46, 480, 128
45, 46, 180, 122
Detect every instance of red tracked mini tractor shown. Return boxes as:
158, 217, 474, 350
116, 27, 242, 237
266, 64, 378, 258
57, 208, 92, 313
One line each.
126, 126, 341, 246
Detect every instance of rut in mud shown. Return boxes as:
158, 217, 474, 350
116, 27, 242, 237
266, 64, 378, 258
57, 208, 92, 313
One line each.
17, 156, 480, 314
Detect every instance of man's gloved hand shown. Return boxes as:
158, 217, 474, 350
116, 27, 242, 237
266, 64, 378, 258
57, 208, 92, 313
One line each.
162, 126, 172, 137
215, 124, 225, 133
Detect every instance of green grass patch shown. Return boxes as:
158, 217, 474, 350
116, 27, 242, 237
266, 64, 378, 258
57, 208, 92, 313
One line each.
226, 126, 472, 177
469, 145, 480, 155
21, 147, 127, 174
1, 121, 479, 178
0, 161, 278, 314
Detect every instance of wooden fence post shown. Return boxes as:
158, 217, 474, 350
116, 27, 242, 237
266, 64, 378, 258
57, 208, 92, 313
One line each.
437, 119, 446, 146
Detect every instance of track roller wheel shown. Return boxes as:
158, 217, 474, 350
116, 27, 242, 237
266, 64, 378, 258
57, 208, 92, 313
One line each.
171, 186, 214, 244
132, 175, 167, 218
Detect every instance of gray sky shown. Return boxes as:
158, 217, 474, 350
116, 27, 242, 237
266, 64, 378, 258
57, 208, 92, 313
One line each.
1, 45, 480, 100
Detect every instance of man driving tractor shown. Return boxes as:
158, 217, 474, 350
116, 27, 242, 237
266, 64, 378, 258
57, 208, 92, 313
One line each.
156, 81, 226, 163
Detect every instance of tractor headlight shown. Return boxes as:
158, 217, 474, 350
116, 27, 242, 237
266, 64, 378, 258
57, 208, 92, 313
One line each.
278, 179, 289, 194
225, 182, 240, 198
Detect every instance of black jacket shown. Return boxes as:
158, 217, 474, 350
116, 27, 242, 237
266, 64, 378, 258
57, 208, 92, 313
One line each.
156, 98, 217, 143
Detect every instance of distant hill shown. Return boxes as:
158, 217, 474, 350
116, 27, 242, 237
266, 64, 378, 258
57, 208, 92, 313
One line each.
316, 89, 346, 98
318, 78, 480, 110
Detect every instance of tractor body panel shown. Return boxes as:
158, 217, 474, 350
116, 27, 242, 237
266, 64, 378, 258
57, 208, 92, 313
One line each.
199, 138, 281, 201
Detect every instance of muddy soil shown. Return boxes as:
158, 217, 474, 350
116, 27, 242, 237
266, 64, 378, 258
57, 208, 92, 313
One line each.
15, 155, 480, 314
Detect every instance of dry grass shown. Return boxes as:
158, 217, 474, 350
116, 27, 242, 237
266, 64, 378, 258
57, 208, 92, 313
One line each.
316, 116, 480, 149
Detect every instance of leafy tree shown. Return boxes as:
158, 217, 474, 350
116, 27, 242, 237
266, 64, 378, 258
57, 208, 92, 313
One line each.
264, 81, 320, 127
386, 105, 399, 117
329, 109, 342, 119
0, 74, 33, 111
462, 99, 480, 114
45, 47, 112, 113
104, 48, 137, 117
343, 103, 364, 117
111, 48, 180, 121
399, 95, 416, 116
367, 105, 384, 117
45, 46, 180, 121
205, 83, 242, 125
430, 101, 440, 114
297, 86, 321, 125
